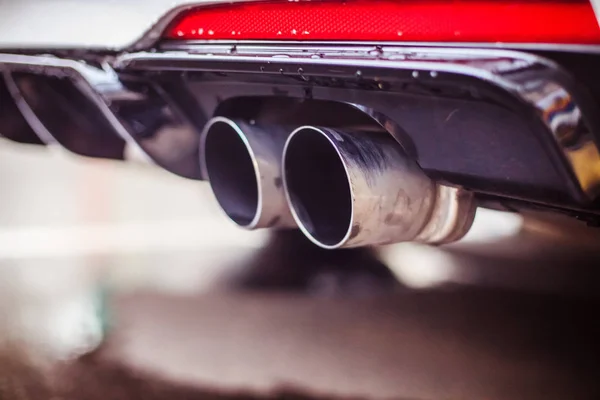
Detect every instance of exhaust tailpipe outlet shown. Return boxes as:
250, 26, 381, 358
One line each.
282, 126, 475, 249
201, 116, 295, 230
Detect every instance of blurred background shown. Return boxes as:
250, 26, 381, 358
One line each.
2, 137, 600, 400
1, 1, 600, 399
0, 0, 195, 49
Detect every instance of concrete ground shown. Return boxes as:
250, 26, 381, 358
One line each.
1, 139, 600, 399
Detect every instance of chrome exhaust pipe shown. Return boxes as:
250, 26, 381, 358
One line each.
282, 126, 475, 249
201, 116, 295, 230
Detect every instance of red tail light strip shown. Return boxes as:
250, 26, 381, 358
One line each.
165, 0, 600, 44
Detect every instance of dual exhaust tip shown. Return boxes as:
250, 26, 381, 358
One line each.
201, 117, 475, 249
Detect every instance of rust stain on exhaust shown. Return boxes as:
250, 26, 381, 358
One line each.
349, 225, 362, 239
266, 216, 281, 227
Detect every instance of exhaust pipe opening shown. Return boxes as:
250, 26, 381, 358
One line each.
283, 128, 352, 247
202, 117, 295, 230
204, 119, 260, 227
284, 126, 476, 249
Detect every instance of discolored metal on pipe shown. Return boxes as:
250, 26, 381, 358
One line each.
282, 126, 475, 249
200, 116, 295, 230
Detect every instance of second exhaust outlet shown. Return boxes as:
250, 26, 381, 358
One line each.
201, 116, 295, 230
282, 126, 475, 249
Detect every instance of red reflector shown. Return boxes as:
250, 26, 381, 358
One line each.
165, 0, 600, 44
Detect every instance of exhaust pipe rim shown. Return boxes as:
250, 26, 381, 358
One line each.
201, 116, 263, 229
283, 125, 355, 249
283, 125, 473, 249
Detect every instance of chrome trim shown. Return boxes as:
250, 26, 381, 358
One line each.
160, 40, 600, 54
115, 46, 600, 199
0, 53, 149, 161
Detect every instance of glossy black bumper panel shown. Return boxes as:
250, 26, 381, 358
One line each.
115, 46, 600, 207
0, 54, 203, 179
0, 77, 44, 145
0, 54, 127, 159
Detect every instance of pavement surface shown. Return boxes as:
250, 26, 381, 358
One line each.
99, 287, 600, 400
1, 141, 600, 400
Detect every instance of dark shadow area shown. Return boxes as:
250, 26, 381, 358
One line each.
0, 78, 44, 145
12, 72, 125, 159
232, 230, 399, 293
285, 128, 352, 247
0, 348, 356, 400
204, 121, 259, 226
